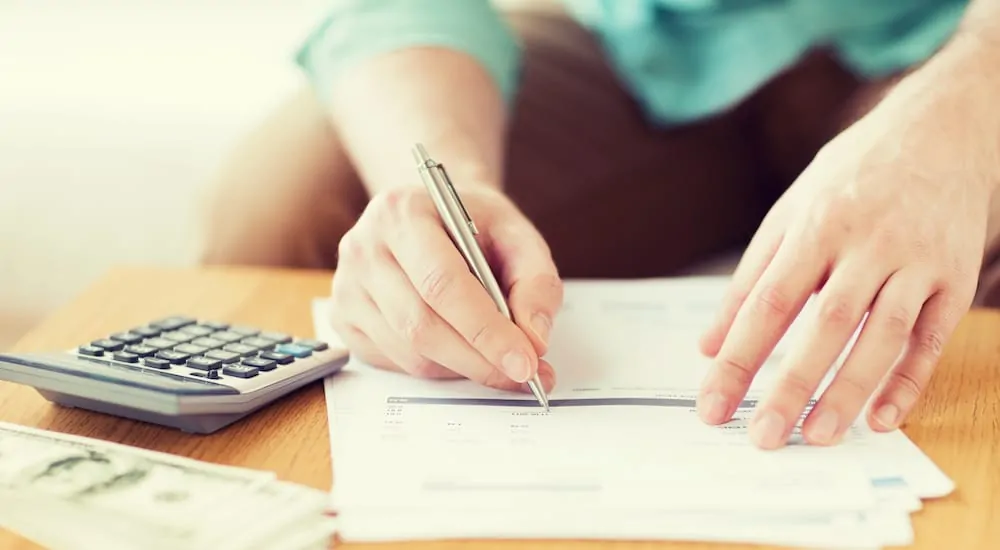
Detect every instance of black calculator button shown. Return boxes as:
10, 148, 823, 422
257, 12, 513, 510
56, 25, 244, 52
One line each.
296, 339, 329, 352
91, 339, 125, 352
150, 316, 197, 331
259, 332, 292, 344
223, 365, 259, 378
173, 344, 208, 356
110, 332, 144, 345
124, 344, 156, 357
205, 350, 241, 364
162, 331, 195, 343
240, 337, 275, 350
113, 351, 139, 363
222, 343, 257, 357
212, 331, 244, 343
276, 343, 312, 358
191, 337, 225, 350
260, 351, 294, 365
199, 321, 229, 330
155, 350, 190, 365
143, 357, 172, 370
78, 345, 104, 357
228, 325, 260, 337
144, 338, 176, 350
242, 357, 276, 372
131, 326, 162, 338
187, 356, 222, 371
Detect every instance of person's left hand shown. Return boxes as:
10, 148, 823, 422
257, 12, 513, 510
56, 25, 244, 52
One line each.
695, 87, 994, 450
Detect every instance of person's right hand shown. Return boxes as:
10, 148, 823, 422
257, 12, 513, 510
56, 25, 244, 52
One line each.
327, 184, 562, 394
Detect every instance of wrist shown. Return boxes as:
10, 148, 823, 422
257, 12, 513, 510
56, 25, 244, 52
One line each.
873, 35, 1000, 195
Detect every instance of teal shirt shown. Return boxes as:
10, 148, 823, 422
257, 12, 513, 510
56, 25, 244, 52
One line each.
295, 0, 968, 126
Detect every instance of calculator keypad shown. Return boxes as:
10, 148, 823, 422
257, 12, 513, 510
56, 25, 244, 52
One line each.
75, 316, 328, 383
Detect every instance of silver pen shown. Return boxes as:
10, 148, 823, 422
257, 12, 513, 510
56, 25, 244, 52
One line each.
411, 143, 550, 411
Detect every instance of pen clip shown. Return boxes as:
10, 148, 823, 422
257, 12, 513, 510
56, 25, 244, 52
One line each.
438, 163, 479, 235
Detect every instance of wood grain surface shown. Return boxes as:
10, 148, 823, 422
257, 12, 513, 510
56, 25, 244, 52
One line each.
0, 266, 997, 549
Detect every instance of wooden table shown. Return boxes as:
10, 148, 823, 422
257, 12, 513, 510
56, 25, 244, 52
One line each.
1, 266, 998, 549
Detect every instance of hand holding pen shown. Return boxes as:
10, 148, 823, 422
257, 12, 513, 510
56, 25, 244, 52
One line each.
326, 144, 560, 403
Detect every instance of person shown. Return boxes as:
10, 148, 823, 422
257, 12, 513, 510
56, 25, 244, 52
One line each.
200, 0, 1000, 450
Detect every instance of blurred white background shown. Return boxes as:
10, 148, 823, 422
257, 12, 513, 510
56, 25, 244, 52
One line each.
0, 1, 336, 347
0, 1, 552, 348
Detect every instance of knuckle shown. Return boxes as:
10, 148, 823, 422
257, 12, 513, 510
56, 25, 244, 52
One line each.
468, 322, 495, 352
914, 328, 946, 359
336, 231, 365, 263
816, 295, 856, 329
417, 266, 457, 306
370, 187, 425, 224
832, 372, 872, 404
882, 305, 915, 339
716, 355, 755, 387
752, 284, 794, 318
396, 304, 436, 347
888, 369, 924, 402
778, 369, 818, 399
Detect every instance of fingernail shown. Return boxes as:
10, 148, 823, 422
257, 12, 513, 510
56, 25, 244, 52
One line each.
502, 350, 532, 383
531, 313, 551, 345
750, 410, 787, 449
808, 409, 840, 445
874, 403, 900, 429
698, 392, 729, 424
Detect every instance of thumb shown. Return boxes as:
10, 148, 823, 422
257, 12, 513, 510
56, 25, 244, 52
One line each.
489, 221, 564, 355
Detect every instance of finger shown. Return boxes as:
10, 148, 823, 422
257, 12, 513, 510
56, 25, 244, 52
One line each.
798, 270, 928, 446
867, 288, 964, 432
389, 219, 540, 384
365, 243, 527, 392
748, 258, 888, 449
353, 290, 461, 379
697, 232, 827, 426
490, 222, 563, 353
699, 212, 786, 358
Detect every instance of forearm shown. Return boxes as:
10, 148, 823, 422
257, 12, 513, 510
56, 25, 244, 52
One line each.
326, 47, 508, 195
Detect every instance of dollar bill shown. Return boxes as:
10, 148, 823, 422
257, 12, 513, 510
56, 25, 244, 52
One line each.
0, 422, 335, 549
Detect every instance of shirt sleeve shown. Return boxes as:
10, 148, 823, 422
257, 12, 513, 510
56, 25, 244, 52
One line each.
294, 0, 523, 106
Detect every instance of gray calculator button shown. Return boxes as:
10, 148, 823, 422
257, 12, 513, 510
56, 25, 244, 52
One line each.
242, 357, 276, 372
260, 351, 294, 365
113, 351, 139, 363
179, 325, 215, 337
223, 343, 257, 357
124, 344, 157, 357
259, 332, 292, 344
191, 337, 225, 350
212, 331, 244, 343
162, 331, 195, 343
110, 332, 144, 345
228, 326, 260, 337
240, 337, 275, 350
199, 321, 229, 330
78, 345, 104, 357
131, 326, 162, 338
155, 350, 190, 365
143, 357, 171, 370
92, 339, 125, 352
222, 365, 259, 378
144, 338, 176, 350
205, 350, 240, 364
187, 356, 222, 371
173, 344, 208, 356
150, 316, 197, 330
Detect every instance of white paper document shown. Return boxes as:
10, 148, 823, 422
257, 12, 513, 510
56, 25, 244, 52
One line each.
313, 277, 953, 549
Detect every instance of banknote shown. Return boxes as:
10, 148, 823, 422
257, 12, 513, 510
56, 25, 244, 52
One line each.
0, 422, 335, 550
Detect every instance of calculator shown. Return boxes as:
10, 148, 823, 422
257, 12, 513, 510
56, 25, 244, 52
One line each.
0, 316, 348, 434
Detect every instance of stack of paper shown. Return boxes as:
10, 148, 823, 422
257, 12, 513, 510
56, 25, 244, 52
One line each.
313, 277, 953, 549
